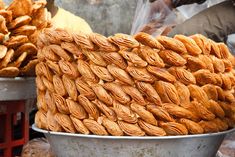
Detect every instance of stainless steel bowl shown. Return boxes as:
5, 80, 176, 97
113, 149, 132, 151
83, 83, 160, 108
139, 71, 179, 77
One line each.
32, 124, 235, 157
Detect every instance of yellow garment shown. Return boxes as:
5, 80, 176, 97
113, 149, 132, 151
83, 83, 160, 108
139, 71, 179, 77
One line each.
51, 7, 92, 34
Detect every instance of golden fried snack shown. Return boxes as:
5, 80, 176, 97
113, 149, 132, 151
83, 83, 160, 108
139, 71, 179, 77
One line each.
47, 44, 72, 61
55, 113, 76, 133
188, 85, 209, 105
83, 119, 108, 135
93, 99, 117, 121
193, 69, 217, 86
52, 93, 69, 114
138, 45, 165, 67
126, 66, 156, 83
122, 86, 146, 105
186, 55, 206, 72
0, 49, 14, 68
174, 81, 190, 104
52, 75, 66, 96
168, 67, 196, 85
119, 50, 147, 67
217, 43, 230, 59
0, 33, 4, 43
15, 43, 37, 57
223, 59, 233, 72
20, 59, 39, 76
147, 66, 176, 83
73, 32, 95, 50
36, 90, 47, 111
62, 75, 77, 101
113, 101, 137, 123
36, 76, 46, 91
101, 117, 124, 136
0, 10, 12, 23
160, 122, 188, 135
61, 42, 82, 58
41, 46, 59, 61
8, 52, 27, 68
4, 35, 28, 49
210, 39, 221, 58
75, 78, 96, 100
159, 50, 186, 67
83, 50, 107, 67
130, 103, 157, 125
191, 100, 215, 121
118, 120, 145, 136
11, 25, 36, 36
223, 90, 235, 103
136, 82, 162, 105
210, 55, 225, 73
31, 8, 49, 30
103, 82, 131, 104
0, 15, 8, 34
134, 32, 164, 50
78, 95, 100, 120
208, 100, 225, 118
35, 62, 53, 81
190, 34, 211, 55
108, 33, 139, 48
198, 55, 214, 73
202, 84, 218, 101
35, 109, 48, 130
147, 105, 175, 122
70, 115, 90, 134
102, 52, 127, 69
77, 59, 98, 83
67, 99, 87, 120
212, 118, 228, 131
198, 120, 219, 133
46, 60, 62, 76
58, 60, 79, 79
44, 90, 57, 113
8, 15, 32, 30
179, 118, 204, 134
90, 64, 114, 82
91, 84, 113, 106
89, 33, 118, 52
47, 110, 62, 132
7, 0, 32, 18
220, 73, 232, 90
157, 36, 187, 54
0, 67, 19, 77
174, 34, 202, 56
0, 45, 7, 59
138, 119, 166, 136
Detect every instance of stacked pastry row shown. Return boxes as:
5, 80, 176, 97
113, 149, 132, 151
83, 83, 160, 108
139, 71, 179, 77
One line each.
35, 28, 235, 136
0, 0, 51, 77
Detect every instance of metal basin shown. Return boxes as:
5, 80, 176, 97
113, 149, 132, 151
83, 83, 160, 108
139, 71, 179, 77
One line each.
32, 124, 235, 157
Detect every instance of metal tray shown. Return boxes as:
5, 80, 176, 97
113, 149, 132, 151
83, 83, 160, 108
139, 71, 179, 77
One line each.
0, 77, 36, 101
32, 124, 235, 157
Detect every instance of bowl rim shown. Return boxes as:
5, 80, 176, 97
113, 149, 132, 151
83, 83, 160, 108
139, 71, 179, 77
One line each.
32, 124, 235, 140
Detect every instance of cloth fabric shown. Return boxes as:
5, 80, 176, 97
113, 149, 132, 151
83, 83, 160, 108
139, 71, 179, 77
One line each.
168, 0, 235, 42
51, 7, 92, 34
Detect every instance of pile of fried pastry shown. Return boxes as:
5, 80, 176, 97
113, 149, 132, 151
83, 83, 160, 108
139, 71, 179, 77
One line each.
35, 28, 235, 136
0, 0, 51, 77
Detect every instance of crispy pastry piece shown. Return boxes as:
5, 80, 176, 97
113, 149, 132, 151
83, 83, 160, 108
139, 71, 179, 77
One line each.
73, 32, 95, 50
126, 66, 156, 83
159, 50, 186, 66
174, 81, 190, 104
223, 59, 233, 72
77, 59, 98, 83
47, 110, 62, 132
66, 99, 88, 120
118, 120, 145, 136
0, 33, 4, 43
0, 67, 19, 77
0, 10, 12, 23
191, 100, 215, 120
168, 67, 196, 85
4, 35, 28, 49
193, 69, 217, 86
186, 55, 206, 72
179, 118, 204, 134
202, 84, 218, 101
44, 90, 57, 113
155, 81, 180, 105
108, 33, 140, 48
198, 120, 219, 133
41, 46, 59, 61
51, 28, 73, 43
11, 25, 36, 36
37, 90, 47, 111
62, 75, 77, 101
70, 115, 89, 134
7, 0, 32, 18
0, 15, 8, 34
134, 32, 164, 49
0, 45, 7, 59
122, 86, 146, 105
78, 95, 100, 120
103, 82, 131, 104
213, 73, 223, 87
136, 82, 162, 105
90, 64, 114, 82
118, 50, 148, 67
46, 60, 62, 75
8, 52, 27, 68
83, 119, 108, 135
210, 39, 221, 58
217, 43, 230, 59
48, 44, 72, 61
101, 52, 127, 69
75, 78, 96, 100
42, 28, 60, 44
31, 7, 48, 30
20, 59, 38, 76
174, 34, 202, 55
210, 55, 225, 73
83, 50, 107, 67
157, 36, 187, 54
130, 103, 157, 125
35, 110, 48, 130
101, 117, 124, 136
55, 113, 76, 133
223, 90, 235, 103
138, 119, 166, 136
160, 122, 188, 135
89, 33, 118, 51
15, 43, 37, 57
53, 93, 70, 114
198, 55, 214, 72
113, 101, 137, 123
213, 118, 229, 131
188, 85, 209, 105
35, 62, 53, 81
208, 100, 225, 118
190, 34, 211, 55
0, 49, 14, 68
147, 105, 175, 122
107, 65, 134, 85
52, 75, 67, 96
61, 42, 82, 57
215, 86, 225, 101
59, 60, 79, 79
147, 66, 176, 83
220, 73, 232, 90
91, 84, 113, 106
138, 45, 165, 67
36, 76, 46, 91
